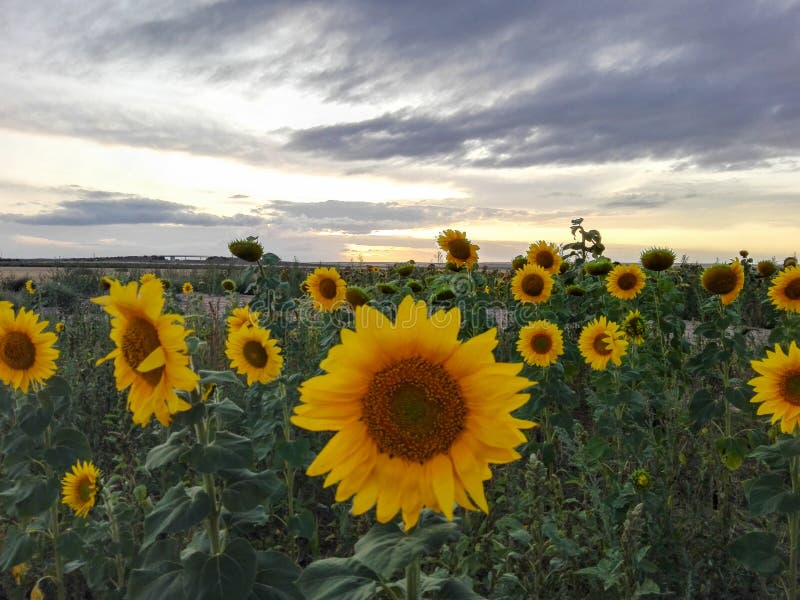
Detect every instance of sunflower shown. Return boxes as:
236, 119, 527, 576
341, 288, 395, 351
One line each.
292, 296, 535, 529
578, 316, 628, 370
510, 264, 554, 304
229, 236, 264, 262
640, 247, 675, 272
517, 320, 564, 367
0, 307, 59, 392
607, 264, 646, 300
584, 259, 614, 276
346, 286, 370, 307
768, 266, 800, 313
11, 562, 27, 585
139, 273, 158, 284
526, 241, 562, 274
227, 305, 260, 333
757, 260, 777, 278
55, 322, 65, 334
701, 261, 744, 305
24, 280, 36, 295
621, 309, 646, 344
305, 267, 347, 311
437, 230, 479, 269
749, 342, 800, 434
61, 460, 100, 518
92, 279, 199, 427
182, 282, 194, 294
221, 278, 237, 292
226, 324, 283, 385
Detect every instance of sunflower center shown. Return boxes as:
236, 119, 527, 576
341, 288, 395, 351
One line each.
242, 340, 268, 368
784, 372, 800, 406
78, 478, 93, 501
448, 239, 472, 261
121, 317, 163, 387
521, 274, 544, 297
362, 357, 466, 463
1, 331, 36, 370
318, 278, 338, 300
617, 273, 638, 291
592, 333, 612, 356
535, 250, 554, 269
531, 333, 552, 354
785, 279, 800, 301
706, 269, 737, 294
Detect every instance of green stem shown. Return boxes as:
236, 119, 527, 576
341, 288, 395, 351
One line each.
102, 488, 127, 590
789, 455, 799, 600
281, 382, 298, 560
405, 557, 420, 600
43, 426, 66, 600
194, 420, 222, 555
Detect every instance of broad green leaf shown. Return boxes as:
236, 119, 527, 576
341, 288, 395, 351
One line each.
18, 398, 53, 437
296, 557, 380, 600
43, 428, 92, 470
221, 469, 282, 513
744, 473, 800, 515
183, 538, 257, 600
0, 476, 59, 518
275, 438, 311, 468
209, 398, 246, 424
189, 431, 253, 473
145, 429, 188, 471
730, 531, 784, 575
199, 370, 245, 387
0, 526, 33, 571
126, 539, 184, 600
248, 551, 303, 600
750, 439, 800, 469
288, 508, 316, 542
688, 389, 722, 426
419, 571, 485, 599
142, 483, 211, 547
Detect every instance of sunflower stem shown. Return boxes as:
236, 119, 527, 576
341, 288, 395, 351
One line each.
405, 557, 420, 600
194, 419, 222, 555
280, 382, 298, 560
43, 426, 66, 600
789, 455, 800, 600
101, 487, 127, 590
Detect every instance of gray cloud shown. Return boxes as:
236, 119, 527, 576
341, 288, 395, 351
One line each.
602, 195, 670, 210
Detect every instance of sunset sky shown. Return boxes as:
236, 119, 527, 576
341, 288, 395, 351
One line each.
0, 1, 798, 263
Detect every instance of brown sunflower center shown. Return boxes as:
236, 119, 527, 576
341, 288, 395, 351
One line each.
78, 478, 93, 501
2, 331, 36, 370
592, 333, 613, 356
704, 268, 737, 294
243, 340, 268, 368
785, 278, 800, 301
318, 277, 338, 300
448, 238, 472, 261
121, 317, 163, 387
535, 250, 554, 269
531, 333, 552, 354
362, 357, 466, 463
784, 372, 800, 406
521, 274, 544, 297
617, 272, 638, 291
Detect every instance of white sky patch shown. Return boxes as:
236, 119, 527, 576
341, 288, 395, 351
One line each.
13, 235, 81, 248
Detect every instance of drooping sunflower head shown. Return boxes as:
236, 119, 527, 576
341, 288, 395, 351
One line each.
228, 236, 265, 262
61, 460, 101, 518
437, 229, 479, 269
584, 259, 614, 277
640, 247, 676, 272
182, 282, 194, 294
757, 260, 777, 278
750, 342, 800, 434
606, 264, 646, 300
785, 257, 799, 269
346, 286, 370, 307
768, 266, 800, 313
510, 264, 554, 304
0, 307, 59, 392
24, 279, 36, 295
406, 279, 423, 292
292, 296, 535, 529
227, 305, 260, 333
377, 282, 400, 294
393, 263, 415, 277
526, 241, 563, 274
621, 309, 646, 344
221, 278, 237, 292
304, 267, 347, 311
516, 320, 564, 367
511, 255, 528, 271
225, 324, 283, 386
578, 316, 628, 371
565, 284, 586, 297
739, 249, 749, 258
701, 261, 744, 305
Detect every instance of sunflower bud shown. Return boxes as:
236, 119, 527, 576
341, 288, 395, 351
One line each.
584, 259, 613, 276
345, 286, 370, 307
640, 247, 676, 272
228, 236, 264, 262
221, 278, 237, 292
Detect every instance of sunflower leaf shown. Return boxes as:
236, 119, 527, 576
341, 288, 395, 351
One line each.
730, 531, 784, 575
142, 483, 211, 548
295, 557, 380, 600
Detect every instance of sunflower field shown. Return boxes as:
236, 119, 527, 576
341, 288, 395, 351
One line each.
2, 220, 800, 599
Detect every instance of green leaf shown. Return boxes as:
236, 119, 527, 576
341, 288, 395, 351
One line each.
183, 538, 257, 600
288, 508, 316, 542
43, 428, 92, 470
189, 431, 253, 473
39, 376, 71, 411
142, 483, 211, 547
419, 571, 485, 599
689, 389, 723, 426
0, 526, 33, 571
750, 439, 800, 469
199, 370, 245, 387
145, 429, 188, 471
249, 551, 303, 600
296, 557, 380, 600
275, 438, 311, 468
209, 398, 246, 424
18, 397, 53, 437
126, 539, 184, 600
221, 469, 283, 513
0, 476, 59, 518
730, 531, 784, 575
744, 473, 800, 515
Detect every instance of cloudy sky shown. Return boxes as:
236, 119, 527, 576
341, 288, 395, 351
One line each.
1, 0, 798, 263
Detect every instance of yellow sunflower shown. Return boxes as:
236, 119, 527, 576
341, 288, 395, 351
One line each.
606, 264, 646, 300
292, 296, 535, 530
0, 307, 59, 392
526, 241, 562, 274
749, 342, 800, 434
701, 261, 744, 305
227, 305, 260, 333
226, 325, 283, 385
578, 316, 628, 370
24, 279, 36, 295
437, 229, 479, 269
139, 273, 158, 284
621, 309, 646, 344
182, 282, 194, 294
768, 266, 800, 313
510, 264, 554, 304
92, 279, 199, 427
305, 267, 347, 311
101, 276, 116, 290
61, 460, 100, 518
516, 320, 564, 367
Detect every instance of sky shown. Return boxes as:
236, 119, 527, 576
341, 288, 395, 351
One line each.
0, 0, 798, 264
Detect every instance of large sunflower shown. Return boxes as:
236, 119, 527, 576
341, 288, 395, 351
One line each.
516, 320, 564, 367
227, 305, 261, 333
305, 267, 347, 311
437, 230, 479, 269
61, 460, 100, 518
292, 296, 535, 529
526, 241, 562, 274
749, 342, 800, 434
606, 264, 646, 300
92, 279, 199, 427
578, 316, 628, 371
510, 264, 554, 304
768, 266, 800, 313
0, 307, 59, 392
701, 261, 744, 305
226, 325, 283, 385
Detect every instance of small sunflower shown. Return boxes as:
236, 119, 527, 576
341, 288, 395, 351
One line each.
346, 286, 370, 307
526, 241, 562, 274
511, 255, 528, 271
749, 342, 800, 434
30, 583, 44, 600
92, 279, 199, 427
61, 460, 100, 518
55, 322, 65, 334
139, 273, 158, 284
621, 309, 646, 344
768, 266, 800, 313
640, 247, 675, 272
229, 236, 265, 262
757, 260, 777, 278
24, 280, 36, 295
606, 264, 646, 300
0, 307, 59, 392
226, 325, 283, 385
584, 259, 614, 276
632, 468, 652, 491
292, 296, 535, 529
182, 282, 194, 294
578, 316, 628, 371
701, 261, 744, 305
510, 264, 554, 304
11, 562, 27, 585
227, 305, 260, 333
785, 257, 798, 269
221, 278, 237, 292
517, 320, 564, 367
437, 229, 479, 269
305, 267, 347, 311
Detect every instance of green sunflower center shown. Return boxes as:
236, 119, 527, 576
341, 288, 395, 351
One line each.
531, 333, 553, 354
592, 333, 613, 356
784, 372, 800, 406
243, 340, 268, 368
318, 277, 338, 300
785, 278, 800, 301
121, 317, 163, 387
362, 357, 466, 463
617, 272, 638, 291
448, 238, 472, 261
78, 478, 93, 501
521, 273, 544, 297
535, 250, 554, 269
703, 267, 737, 294
2, 331, 36, 370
